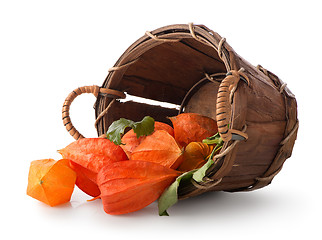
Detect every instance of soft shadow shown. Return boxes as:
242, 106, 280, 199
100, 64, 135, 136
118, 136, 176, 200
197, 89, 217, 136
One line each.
166, 189, 291, 218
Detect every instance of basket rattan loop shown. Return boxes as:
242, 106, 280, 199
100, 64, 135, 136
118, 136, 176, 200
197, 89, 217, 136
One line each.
216, 70, 249, 142
188, 22, 225, 61
62, 85, 125, 140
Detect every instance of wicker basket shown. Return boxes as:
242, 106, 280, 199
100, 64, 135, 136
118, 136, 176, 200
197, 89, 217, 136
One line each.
62, 23, 298, 199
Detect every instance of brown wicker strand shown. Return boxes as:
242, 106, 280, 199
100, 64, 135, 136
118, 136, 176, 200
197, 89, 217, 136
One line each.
218, 37, 226, 59
204, 72, 221, 84
191, 178, 222, 190
188, 137, 240, 190
255, 166, 283, 182
188, 22, 204, 43
279, 83, 287, 93
256, 64, 268, 75
94, 98, 116, 130
257, 64, 294, 97
188, 22, 226, 60
280, 120, 299, 145
145, 31, 181, 42
108, 58, 139, 72
214, 140, 239, 160
179, 72, 226, 113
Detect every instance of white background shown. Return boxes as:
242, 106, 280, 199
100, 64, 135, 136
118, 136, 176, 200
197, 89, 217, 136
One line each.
1, 0, 321, 239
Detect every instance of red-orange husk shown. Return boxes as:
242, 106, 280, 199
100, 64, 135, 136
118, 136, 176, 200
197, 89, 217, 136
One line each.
169, 113, 218, 148
121, 121, 174, 158
130, 130, 184, 169
97, 161, 180, 215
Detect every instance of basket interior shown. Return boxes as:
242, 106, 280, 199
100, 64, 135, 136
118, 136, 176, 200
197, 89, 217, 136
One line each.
101, 37, 227, 128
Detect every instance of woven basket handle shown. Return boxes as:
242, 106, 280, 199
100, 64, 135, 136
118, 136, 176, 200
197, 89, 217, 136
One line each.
62, 85, 125, 140
216, 70, 249, 142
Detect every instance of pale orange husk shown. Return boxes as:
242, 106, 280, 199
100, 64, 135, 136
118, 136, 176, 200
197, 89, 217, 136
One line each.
26, 159, 76, 207
130, 130, 184, 169
121, 121, 174, 158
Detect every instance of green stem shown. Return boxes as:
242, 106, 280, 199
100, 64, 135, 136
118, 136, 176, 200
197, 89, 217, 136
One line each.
202, 132, 224, 160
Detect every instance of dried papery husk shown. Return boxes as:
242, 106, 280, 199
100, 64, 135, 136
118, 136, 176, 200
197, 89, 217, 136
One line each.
97, 161, 180, 215
130, 130, 183, 169
169, 113, 218, 148
69, 161, 100, 197
27, 159, 76, 206
58, 138, 128, 197
121, 121, 174, 158
178, 142, 214, 172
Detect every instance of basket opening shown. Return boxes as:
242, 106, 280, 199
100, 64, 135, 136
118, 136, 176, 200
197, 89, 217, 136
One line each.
120, 38, 226, 106
100, 37, 227, 128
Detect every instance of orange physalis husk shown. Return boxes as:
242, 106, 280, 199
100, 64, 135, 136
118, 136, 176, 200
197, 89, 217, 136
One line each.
69, 161, 101, 197
178, 142, 214, 172
130, 130, 184, 169
58, 138, 128, 197
97, 161, 180, 215
169, 113, 218, 148
26, 159, 76, 207
121, 121, 174, 158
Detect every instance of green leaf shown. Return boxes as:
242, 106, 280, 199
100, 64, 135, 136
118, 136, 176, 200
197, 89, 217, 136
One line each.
158, 132, 224, 216
192, 158, 214, 182
194, 133, 223, 182
106, 116, 155, 145
106, 118, 135, 145
158, 158, 217, 216
158, 170, 196, 216
132, 116, 155, 139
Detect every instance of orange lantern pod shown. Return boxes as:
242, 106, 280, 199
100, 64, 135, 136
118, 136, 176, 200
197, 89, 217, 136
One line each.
26, 159, 76, 207
121, 121, 174, 158
130, 130, 184, 169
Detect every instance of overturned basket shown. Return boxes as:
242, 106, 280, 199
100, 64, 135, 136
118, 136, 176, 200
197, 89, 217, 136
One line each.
62, 23, 298, 199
